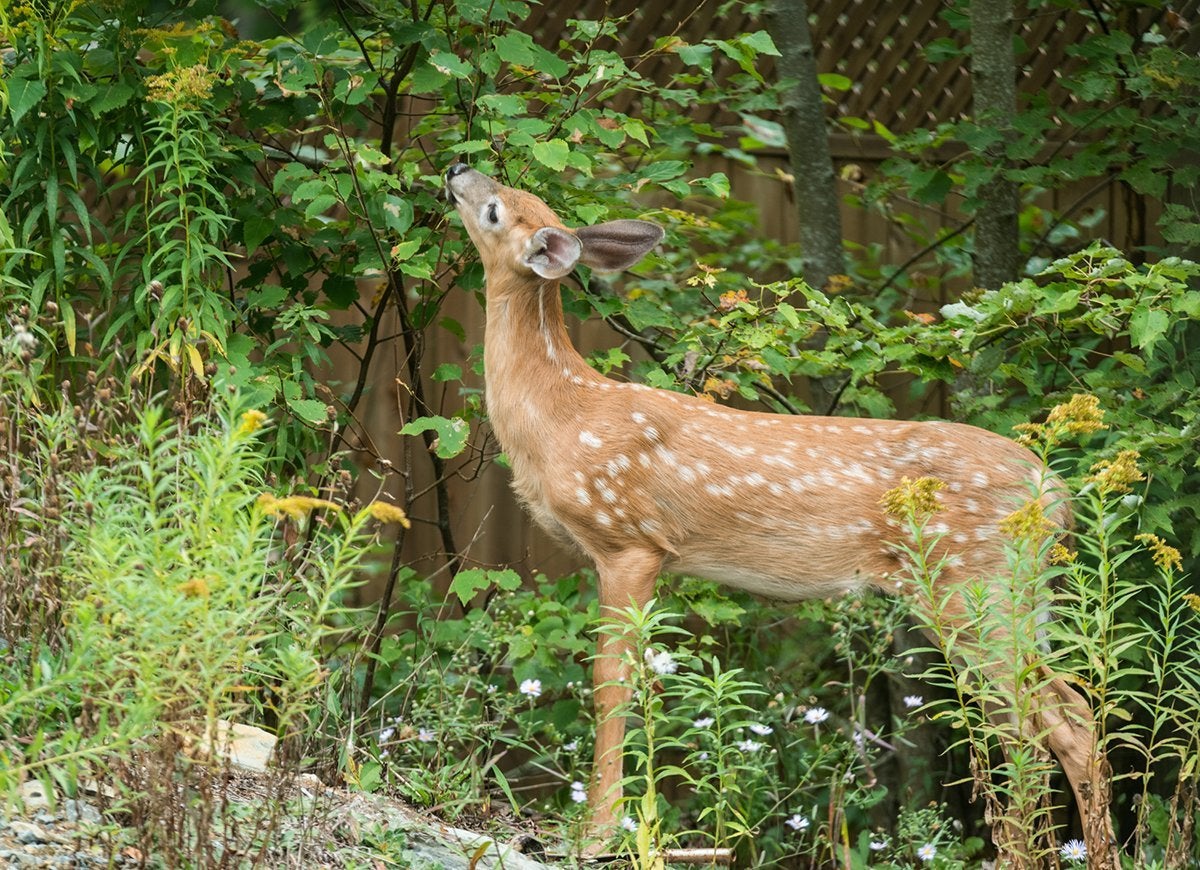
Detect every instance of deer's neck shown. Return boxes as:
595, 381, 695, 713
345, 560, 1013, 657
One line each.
483, 273, 600, 465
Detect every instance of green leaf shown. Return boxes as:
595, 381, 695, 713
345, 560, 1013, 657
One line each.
427, 50, 472, 80
493, 31, 569, 78
8, 77, 47, 125
448, 567, 522, 606
1130, 304, 1169, 351
432, 363, 462, 382
818, 72, 852, 91
400, 415, 470, 458
91, 82, 134, 114
740, 30, 780, 56
532, 139, 570, 171
676, 43, 713, 73
243, 216, 275, 255
288, 397, 329, 424
693, 172, 730, 198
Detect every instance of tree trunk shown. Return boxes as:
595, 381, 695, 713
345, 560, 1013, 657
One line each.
970, 0, 1020, 289
765, 0, 845, 293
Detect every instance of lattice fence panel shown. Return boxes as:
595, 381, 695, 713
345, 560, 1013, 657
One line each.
521, 0, 1190, 141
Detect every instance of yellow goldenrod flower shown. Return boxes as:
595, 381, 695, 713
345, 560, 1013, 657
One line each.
145, 63, 216, 107
880, 476, 945, 521
258, 493, 342, 520
1014, 394, 1107, 448
237, 409, 268, 437
1135, 533, 1183, 574
1182, 593, 1200, 614
368, 501, 411, 528
999, 499, 1057, 540
1085, 450, 1145, 496
176, 576, 211, 598
1048, 542, 1077, 565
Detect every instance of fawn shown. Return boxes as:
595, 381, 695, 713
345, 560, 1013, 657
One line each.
444, 162, 1114, 862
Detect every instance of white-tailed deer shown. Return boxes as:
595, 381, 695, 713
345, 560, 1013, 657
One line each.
444, 163, 1114, 862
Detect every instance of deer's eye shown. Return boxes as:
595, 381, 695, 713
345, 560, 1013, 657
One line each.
486, 203, 499, 224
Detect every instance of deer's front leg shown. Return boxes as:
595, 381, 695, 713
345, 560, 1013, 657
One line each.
587, 546, 663, 842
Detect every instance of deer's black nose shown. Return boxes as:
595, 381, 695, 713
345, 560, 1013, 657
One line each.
446, 162, 470, 180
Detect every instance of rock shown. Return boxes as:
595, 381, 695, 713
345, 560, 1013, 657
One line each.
202, 720, 277, 773
18, 780, 51, 813
0, 849, 37, 867
10, 820, 47, 845
64, 800, 102, 825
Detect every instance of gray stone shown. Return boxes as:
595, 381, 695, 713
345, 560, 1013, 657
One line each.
10, 821, 47, 845
0, 849, 37, 867
18, 781, 50, 813
64, 801, 102, 825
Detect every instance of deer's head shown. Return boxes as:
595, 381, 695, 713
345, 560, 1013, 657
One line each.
445, 164, 663, 282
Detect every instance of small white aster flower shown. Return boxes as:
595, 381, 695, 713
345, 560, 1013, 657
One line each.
417, 728, 435, 743
697, 751, 709, 761
749, 723, 774, 736
903, 695, 924, 709
1060, 839, 1087, 862
693, 716, 715, 729
804, 707, 830, 725
736, 739, 763, 752
378, 727, 395, 742
785, 814, 810, 831
620, 816, 638, 832
917, 843, 937, 862
644, 648, 678, 675
563, 740, 579, 752
569, 781, 588, 804
486, 684, 498, 694
519, 678, 542, 698
869, 838, 888, 851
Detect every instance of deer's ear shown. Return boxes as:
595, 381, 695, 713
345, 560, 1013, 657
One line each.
576, 220, 664, 273
523, 227, 582, 279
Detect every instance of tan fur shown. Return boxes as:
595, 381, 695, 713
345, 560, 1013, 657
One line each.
445, 165, 1115, 862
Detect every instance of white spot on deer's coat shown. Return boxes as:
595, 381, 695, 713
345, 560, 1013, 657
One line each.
678, 465, 697, 484
596, 511, 612, 526
789, 478, 807, 493
654, 445, 678, 466
600, 488, 618, 504
853, 425, 872, 435
695, 461, 712, 476
769, 482, 784, 496
580, 431, 602, 448
972, 471, 989, 487
638, 452, 652, 468
639, 519, 661, 535
842, 463, 875, 484
644, 426, 660, 441
576, 488, 590, 506
745, 472, 766, 487
632, 411, 647, 424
